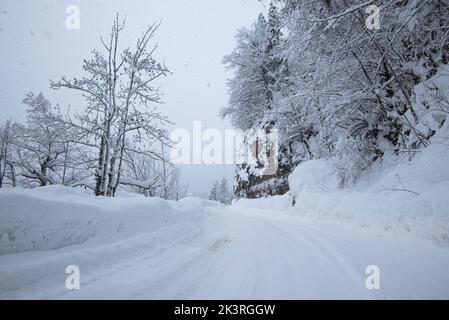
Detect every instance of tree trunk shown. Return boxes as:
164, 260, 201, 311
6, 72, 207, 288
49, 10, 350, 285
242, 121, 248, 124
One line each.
101, 128, 111, 196
9, 163, 16, 187
161, 142, 167, 199
40, 164, 48, 187
0, 160, 3, 188
106, 152, 117, 197
95, 136, 106, 196
62, 142, 69, 185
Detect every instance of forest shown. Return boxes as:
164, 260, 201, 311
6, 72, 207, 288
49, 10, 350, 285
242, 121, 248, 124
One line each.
222, 0, 448, 198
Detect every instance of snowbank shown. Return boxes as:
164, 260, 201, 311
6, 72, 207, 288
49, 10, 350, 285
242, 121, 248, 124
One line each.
234, 125, 449, 244
0, 186, 208, 290
288, 126, 449, 243
288, 158, 341, 194
0, 186, 205, 256
233, 195, 291, 211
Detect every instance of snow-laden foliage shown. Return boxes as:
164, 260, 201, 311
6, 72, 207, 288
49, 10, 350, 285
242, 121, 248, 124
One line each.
223, 0, 449, 198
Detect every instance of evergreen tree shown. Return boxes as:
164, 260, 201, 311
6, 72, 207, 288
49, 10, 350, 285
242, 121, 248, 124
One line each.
218, 177, 232, 205
209, 180, 220, 202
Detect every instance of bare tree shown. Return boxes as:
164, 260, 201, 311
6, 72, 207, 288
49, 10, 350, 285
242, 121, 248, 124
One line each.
51, 15, 170, 196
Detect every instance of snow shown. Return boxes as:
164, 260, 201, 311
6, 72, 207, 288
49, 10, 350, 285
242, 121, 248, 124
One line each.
229, 117, 449, 245
1, 128, 449, 299
283, 122, 449, 244
1, 136, 449, 298
289, 158, 341, 193
0, 186, 205, 255
232, 194, 291, 211
1, 195, 449, 299
0, 0, 448, 301
0, 186, 206, 292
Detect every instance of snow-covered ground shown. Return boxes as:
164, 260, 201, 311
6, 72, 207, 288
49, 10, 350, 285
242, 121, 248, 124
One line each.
1, 185, 449, 299
239, 122, 449, 244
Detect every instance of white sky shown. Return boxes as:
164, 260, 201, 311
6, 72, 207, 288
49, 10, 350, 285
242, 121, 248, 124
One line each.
0, 0, 265, 195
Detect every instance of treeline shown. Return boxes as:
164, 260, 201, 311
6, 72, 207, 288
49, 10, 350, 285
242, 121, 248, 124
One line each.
222, 0, 449, 198
0, 17, 187, 199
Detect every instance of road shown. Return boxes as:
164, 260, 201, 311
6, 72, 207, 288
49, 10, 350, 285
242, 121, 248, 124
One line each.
1, 205, 449, 299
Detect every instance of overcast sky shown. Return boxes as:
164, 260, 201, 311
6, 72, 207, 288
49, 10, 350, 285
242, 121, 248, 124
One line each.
0, 0, 265, 195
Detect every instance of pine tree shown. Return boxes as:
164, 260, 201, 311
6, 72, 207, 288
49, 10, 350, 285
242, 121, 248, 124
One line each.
218, 177, 231, 204
209, 180, 220, 202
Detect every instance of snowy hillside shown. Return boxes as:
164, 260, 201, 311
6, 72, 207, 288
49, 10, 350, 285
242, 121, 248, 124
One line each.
288, 124, 449, 243
235, 121, 449, 244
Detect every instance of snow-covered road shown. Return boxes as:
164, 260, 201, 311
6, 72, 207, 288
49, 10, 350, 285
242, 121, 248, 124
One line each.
1, 205, 449, 299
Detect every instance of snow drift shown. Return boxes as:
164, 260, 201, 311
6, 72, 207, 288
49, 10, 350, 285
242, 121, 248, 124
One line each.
0, 186, 205, 255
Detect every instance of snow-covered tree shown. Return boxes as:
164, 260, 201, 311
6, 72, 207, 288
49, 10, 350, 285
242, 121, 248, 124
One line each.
222, 2, 292, 198
225, 0, 449, 197
218, 177, 232, 205
209, 178, 232, 204
209, 180, 220, 202
51, 16, 170, 196
120, 151, 188, 199
12, 93, 70, 186
280, 0, 448, 185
